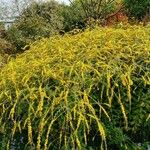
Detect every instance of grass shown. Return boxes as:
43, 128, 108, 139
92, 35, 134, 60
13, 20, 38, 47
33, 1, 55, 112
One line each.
0, 25, 150, 149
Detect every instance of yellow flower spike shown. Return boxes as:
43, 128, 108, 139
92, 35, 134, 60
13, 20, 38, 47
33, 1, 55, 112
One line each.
27, 118, 33, 144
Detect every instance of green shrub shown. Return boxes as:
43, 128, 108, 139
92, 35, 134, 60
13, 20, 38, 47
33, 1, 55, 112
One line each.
72, 0, 117, 20
0, 38, 15, 54
6, 26, 29, 52
60, 3, 85, 32
0, 26, 14, 67
124, 0, 150, 20
61, 0, 118, 31
7, 0, 63, 51
0, 25, 150, 149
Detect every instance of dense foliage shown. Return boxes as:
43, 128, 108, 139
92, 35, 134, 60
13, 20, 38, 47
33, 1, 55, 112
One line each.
61, 0, 119, 31
0, 38, 15, 54
124, 0, 150, 20
5, 0, 150, 53
7, 1, 63, 51
0, 25, 150, 149
0, 26, 14, 67
60, 2, 85, 32
75, 0, 117, 19
6, 0, 122, 52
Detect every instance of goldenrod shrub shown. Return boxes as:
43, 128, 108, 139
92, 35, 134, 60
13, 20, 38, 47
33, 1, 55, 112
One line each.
0, 25, 150, 149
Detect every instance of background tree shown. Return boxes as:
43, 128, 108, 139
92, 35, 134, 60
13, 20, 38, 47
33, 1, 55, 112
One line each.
124, 0, 150, 20
63, 0, 122, 29
61, 0, 120, 31
60, 1, 85, 32
74, 0, 117, 20
7, 0, 64, 51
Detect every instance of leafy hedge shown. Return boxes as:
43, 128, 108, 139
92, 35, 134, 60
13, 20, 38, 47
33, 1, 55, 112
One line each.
0, 25, 150, 149
0, 38, 15, 54
7, 1, 63, 51
0, 38, 14, 68
124, 0, 150, 20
